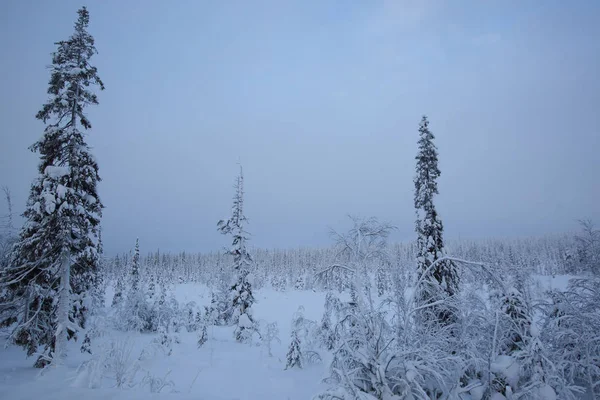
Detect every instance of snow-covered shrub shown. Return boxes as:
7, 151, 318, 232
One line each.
146, 273, 156, 302
197, 323, 208, 348
80, 314, 109, 355
149, 287, 181, 334
140, 370, 175, 393
574, 219, 600, 274
207, 288, 231, 326
488, 286, 532, 396
480, 279, 577, 400
75, 351, 109, 389
81, 338, 140, 389
182, 301, 199, 332
75, 336, 177, 392
294, 275, 305, 290
236, 311, 257, 343
259, 320, 281, 357
115, 288, 153, 332
168, 297, 182, 333
375, 264, 389, 297
153, 324, 180, 356
318, 303, 398, 400
542, 277, 600, 398
271, 275, 287, 292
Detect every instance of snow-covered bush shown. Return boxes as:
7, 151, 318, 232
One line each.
574, 219, 600, 274
77, 338, 141, 389
75, 336, 177, 393
115, 289, 153, 332
236, 310, 257, 343
182, 301, 199, 332
318, 302, 398, 400
375, 264, 389, 297
197, 322, 208, 348
294, 275, 305, 290
80, 314, 109, 355
543, 277, 600, 398
259, 320, 280, 357
140, 370, 175, 393
153, 324, 180, 356
271, 275, 287, 291
207, 287, 232, 326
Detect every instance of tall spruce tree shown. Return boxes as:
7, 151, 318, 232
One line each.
0, 7, 104, 367
217, 166, 255, 342
413, 115, 459, 326
111, 255, 125, 307
115, 238, 151, 332
130, 238, 141, 293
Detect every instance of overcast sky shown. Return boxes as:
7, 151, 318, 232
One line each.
1, 0, 599, 255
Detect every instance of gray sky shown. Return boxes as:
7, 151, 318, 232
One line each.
1, 0, 599, 255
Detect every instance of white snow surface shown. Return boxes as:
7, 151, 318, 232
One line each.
0, 275, 581, 400
535, 384, 557, 400
491, 355, 520, 389
44, 165, 70, 179
0, 286, 328, 400
238, 313, 253, 328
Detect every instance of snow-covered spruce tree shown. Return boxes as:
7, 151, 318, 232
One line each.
111, 255, 125, 308
117, 239, 151, 332
317, 292, 338, 351
375, 263, 388, 297
286, 329, 303, 370
0, 187, 17, 273
286, 306, 320, 369
414, 115, 459, 327
197, 321, 208, 348
217, 166, 255, 342
489, 285, 531, 397
147, 272, 156, 302
489, 283, 570, 399
0, 7, 104, 368
130, 238, 141, 293
91, 231, 106, 312
294, 274, 305, 290
575, 219, 600, 274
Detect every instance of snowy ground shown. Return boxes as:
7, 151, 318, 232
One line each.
0, 286, 334, 400
0, 275, 575, 400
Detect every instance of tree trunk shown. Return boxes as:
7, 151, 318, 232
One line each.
53, 250, 71, 364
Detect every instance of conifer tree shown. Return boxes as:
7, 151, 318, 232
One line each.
130, 238, 141, 293
217, 166, 255, 342
413, 115, 458, 326
111, 255, 125, 307
0, 187, 17, 271
197, 322, 208, 348
118, 238, 150, 332
491, 284, 564, 398
0, 6, 104, 367
318, 292, 337, 351
285, 329, 303, 369
375, 263, 388, 297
